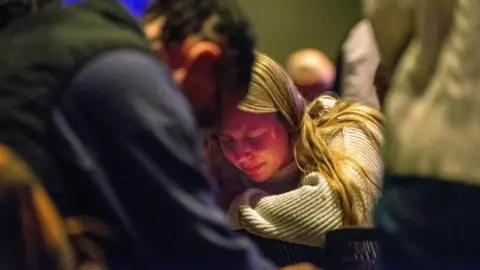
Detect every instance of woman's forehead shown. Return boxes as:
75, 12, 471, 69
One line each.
219, 109, 276, 132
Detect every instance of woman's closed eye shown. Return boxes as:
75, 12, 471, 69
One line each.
247, 133, 265, 141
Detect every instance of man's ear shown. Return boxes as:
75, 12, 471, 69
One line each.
174, 41, 222, 86
179, 41, 223, 114
185, 41, 222, 71
181, 41, 222, 92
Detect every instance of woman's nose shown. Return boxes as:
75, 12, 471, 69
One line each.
231, 142, 253, 162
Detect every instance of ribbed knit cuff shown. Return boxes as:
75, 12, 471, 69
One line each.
226, 195, 243, 230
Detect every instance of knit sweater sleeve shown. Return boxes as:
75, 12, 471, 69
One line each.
226, 127, 382, 247
227, 172, 343, 247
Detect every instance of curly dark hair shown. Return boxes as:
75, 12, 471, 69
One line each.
145, 0, 256, 91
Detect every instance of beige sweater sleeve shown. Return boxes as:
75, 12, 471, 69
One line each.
227, 172, 343, 247
227, 127, 382, 247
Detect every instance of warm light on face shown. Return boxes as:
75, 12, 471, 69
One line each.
218, 109, 292, 182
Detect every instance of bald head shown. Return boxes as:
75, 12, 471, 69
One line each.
286, 49, 335, 101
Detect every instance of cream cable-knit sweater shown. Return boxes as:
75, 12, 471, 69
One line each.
363, 0, 480, 183
220, 125, 383, 247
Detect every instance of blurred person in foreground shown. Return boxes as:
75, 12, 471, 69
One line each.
286, 49, 336, 101
363, 0, 480, 268
0, 0, 320, 269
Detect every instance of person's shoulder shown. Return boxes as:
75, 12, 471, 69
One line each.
67, 49, 196, 132
70, 49, 180, 104
344, 19, 377, 52
81, 50, 171, 82
350, 19, 373, 35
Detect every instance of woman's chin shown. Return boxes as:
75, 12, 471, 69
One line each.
248, 173, 271, 183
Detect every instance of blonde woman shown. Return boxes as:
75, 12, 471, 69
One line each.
205, 53, 383, 247
364, 0, 480, 267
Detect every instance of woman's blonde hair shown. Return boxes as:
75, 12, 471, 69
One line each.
207, 52, 383, 225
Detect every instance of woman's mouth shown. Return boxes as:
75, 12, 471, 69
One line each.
241, 163, 264, 174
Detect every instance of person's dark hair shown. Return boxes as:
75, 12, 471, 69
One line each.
0, 0, 55, 30
145, 0, 256, 91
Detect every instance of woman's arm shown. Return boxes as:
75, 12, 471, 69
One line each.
227, 172, 343, 247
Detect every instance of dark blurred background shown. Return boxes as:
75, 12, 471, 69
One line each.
238, 0, 362, 65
